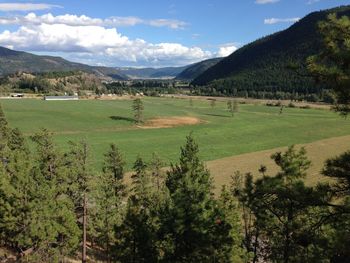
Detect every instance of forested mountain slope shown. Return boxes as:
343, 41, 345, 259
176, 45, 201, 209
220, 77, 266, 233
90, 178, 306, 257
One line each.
192, 5, 350, 98
176, 58, 222, 80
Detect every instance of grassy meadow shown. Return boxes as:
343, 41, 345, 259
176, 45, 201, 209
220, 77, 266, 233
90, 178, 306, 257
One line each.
2, 97, 350, 170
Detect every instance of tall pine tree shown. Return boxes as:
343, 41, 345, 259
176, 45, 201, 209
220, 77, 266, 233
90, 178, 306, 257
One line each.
164, 134, 231, 262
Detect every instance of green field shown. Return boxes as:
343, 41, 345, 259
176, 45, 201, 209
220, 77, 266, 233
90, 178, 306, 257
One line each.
2, 97, 350, 170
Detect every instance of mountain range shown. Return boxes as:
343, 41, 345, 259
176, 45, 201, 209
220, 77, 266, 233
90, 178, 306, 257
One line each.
0, 45, 219, 81
0, 46, 128, 80
175, 58, 222, 81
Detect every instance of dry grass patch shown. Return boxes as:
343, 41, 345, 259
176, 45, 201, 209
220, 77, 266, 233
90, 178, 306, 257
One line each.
207, 135, 350, 192
141, 116, 202, 129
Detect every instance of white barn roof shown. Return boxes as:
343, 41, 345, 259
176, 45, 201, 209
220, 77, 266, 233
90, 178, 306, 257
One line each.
44, 96, 79, 101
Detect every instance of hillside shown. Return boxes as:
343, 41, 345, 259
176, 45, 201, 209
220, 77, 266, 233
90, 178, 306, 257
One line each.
176, 57, 222, 80
0, 45, 225, 82
118, 66, 188, 79
91, 66, 129, 81
0, 46, 128, 80
192, 5, 350, 97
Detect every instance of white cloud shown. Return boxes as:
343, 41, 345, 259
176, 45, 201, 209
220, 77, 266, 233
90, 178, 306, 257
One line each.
0, 13, 188, 29
307, 0, 321, 4
147, 19, 187, 29
264, 17, 300, 24
217, 45, 237, 57
255, 0, 280, 4
0, 3, 61, 12
0, 23, 213, 66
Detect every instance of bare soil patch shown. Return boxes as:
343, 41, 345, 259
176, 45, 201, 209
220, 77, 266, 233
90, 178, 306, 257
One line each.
140, 116, 202, 129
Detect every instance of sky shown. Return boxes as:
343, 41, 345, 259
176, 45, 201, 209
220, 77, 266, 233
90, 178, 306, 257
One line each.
0, 0, 348, 67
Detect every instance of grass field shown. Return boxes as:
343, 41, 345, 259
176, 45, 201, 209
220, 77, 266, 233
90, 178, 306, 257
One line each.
2, 97, 350, 172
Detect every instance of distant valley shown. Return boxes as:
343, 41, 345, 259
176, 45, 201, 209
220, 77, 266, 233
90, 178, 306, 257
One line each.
0, 46, 222, 81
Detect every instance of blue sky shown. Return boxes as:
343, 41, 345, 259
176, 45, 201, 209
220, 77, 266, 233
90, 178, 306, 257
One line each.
0, 0, 348, 67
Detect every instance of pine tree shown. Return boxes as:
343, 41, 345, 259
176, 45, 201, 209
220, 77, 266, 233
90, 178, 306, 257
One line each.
227, 99, 238, 117
216, 185, 246, 262
0, 102, 8, 153
164, 134, 225, 262
231, 172, 260, 262
115, 157, 159, 263
65, 140, 91, 263
0, 128, 34, 256
30, 130, 80, 262
91, 144, 127, 262
322, 150, 350, 196
238, 146, 332, 263
307, 13, 350, 115
132, 98, 144, 124
149, 152, 165, 193
322, 151, 350, 261
0, 129, 79, 262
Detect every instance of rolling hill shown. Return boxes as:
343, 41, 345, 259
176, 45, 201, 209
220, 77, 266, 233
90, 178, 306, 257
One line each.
0, 45, 197, 80
0, 46, 128, 80
117, 66, 189, 79
191, 5, 350, 97
175, 57, 222, 81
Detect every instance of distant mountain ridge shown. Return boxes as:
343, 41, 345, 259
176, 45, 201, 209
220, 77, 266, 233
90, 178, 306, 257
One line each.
0, 45, 206, 80
117, 66, 189, 79
191, 5, 350, 95
175, 58, 222, 80
0, 46, 128, 80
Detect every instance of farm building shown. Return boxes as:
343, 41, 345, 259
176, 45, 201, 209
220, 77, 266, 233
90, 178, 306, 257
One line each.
44, 96, 79, 101
10, 93, 24, 98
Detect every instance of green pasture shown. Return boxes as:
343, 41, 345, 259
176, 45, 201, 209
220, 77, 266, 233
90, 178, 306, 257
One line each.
2, 97, 350, 170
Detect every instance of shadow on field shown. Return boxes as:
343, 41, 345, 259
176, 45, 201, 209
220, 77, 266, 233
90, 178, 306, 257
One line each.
204, 113, 231, 118
110, 116, 135, 122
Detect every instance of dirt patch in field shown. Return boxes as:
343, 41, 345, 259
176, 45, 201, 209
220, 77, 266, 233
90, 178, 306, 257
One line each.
140, 116, 202, 129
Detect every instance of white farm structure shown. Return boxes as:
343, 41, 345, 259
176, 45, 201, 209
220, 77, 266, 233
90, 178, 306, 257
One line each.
44, 96, 79, 101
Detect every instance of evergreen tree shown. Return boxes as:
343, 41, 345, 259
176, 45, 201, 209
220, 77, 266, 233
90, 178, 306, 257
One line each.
149, 152, 165, 193
91, 144, 127, 262
164, 134, 231, 262
115, 157, 159, 263
307, 13, 350, 115
30, 130, 79, 262
132, 98, 144, 124
0, 128, 34, 257
322, 151, 350, 196
0, 102, 8, 153
217, 185, 247, 262
236, 146, 333, 263
65, 140, 91, 263
322, 151, 350, 262
227, 99, 239, 117
231, 172, 262, 263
